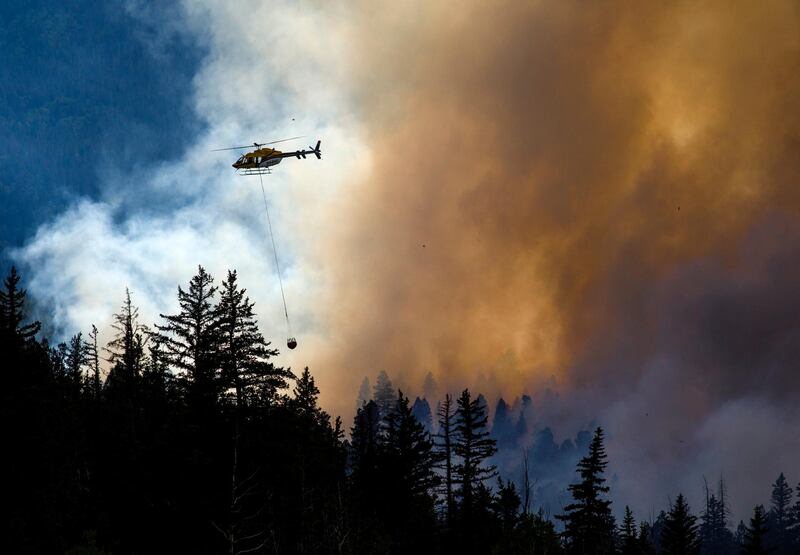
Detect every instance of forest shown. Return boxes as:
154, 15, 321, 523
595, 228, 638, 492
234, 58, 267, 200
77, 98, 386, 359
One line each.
2, 265, 799, 554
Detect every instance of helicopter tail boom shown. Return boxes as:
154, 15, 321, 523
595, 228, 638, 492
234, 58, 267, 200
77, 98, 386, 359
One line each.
291, 140, 321, 160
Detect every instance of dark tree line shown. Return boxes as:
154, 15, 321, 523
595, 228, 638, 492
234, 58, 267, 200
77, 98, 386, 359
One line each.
3, 265, 800, 553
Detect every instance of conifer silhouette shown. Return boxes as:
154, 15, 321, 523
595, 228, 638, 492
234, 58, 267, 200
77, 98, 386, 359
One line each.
0, 266, 40, 343
742, 504, 770, 555
156, 266, 220, 411
434, 392, 457, 526
558, 426, 615, 554
661, 493, 700, 555
453, 388, 497, 546
216, 270, 291, 409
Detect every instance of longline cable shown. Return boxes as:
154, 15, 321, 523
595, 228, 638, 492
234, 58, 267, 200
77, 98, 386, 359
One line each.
258, 172, 292, 338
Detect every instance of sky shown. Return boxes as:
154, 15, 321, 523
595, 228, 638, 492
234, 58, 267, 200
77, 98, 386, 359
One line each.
4, 0, 800, 522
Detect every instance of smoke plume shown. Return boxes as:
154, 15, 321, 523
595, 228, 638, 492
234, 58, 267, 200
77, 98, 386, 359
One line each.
310, 0, 800, 518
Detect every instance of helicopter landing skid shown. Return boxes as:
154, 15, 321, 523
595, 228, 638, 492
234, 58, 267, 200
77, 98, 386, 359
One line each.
238, 168, 272, 176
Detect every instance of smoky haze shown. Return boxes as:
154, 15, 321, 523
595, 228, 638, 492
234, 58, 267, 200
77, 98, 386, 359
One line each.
307, 1, 800, 519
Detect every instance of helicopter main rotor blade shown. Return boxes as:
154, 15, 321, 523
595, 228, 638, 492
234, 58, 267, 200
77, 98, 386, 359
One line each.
260, 136, 305, 146
211, 145, 255, 151
211, 136, 305, 152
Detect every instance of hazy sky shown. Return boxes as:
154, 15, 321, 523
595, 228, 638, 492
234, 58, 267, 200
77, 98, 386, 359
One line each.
6, 0, 800, 522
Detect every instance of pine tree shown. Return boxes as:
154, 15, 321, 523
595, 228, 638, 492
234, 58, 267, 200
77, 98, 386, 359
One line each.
742, 505, 770, 555
85, 324, 102, 400
156, 266, 220, 410
661, 494, 700, 555
493, 477, 521, 533
142, 334, 170, 397
491, 398, 515, 449
65, 332, 87, 395
700, 477, 734, 554
639, 521, 657, 554
293, 366, 319, 408
373, 370, 395, 417
453, 388, 497, 527
380, 391, 438, 547
216, 270, 291, 409
350, 399, 381, 501
356, 376, 371, 411
106, 288, 149, 384
411, 396, 433, 433
558, 427, 615, 554
50, 341, 68, 377
434, 392, 457, 526
0, 266, 40, 344
288, 366, 334, 434
422, 370, 438, 401
620, 506, 640, 555
285, 366, 344, 551
769, 472, 792, 553
383, 392, 438, 498
348, 398, 383, 548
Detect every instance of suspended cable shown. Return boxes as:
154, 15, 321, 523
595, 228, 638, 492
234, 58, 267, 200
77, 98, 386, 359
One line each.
257, 173, 295, 347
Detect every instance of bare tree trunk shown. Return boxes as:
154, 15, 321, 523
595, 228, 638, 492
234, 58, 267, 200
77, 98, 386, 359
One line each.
522, 449, 532, 515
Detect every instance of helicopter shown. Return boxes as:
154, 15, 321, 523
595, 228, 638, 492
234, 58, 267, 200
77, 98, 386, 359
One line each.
212, 136, 322, 352
213, 137, 322, 175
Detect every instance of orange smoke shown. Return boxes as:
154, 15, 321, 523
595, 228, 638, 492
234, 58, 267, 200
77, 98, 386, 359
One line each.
307, 1, 800, 419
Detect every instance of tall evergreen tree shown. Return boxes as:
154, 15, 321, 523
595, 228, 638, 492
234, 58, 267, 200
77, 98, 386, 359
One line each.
373, 370, 395, 417
284, 366, 345, 552
493, 477, 521, 533
292, 367, 321, 418
356, 376, 371, 410
50, 341, 68, 377
216, 270, 291, 409
350, 400, 381, 499
1, 269, 76, 552
380, 391, 439, 548
742, 505, 770, 555
422, 370, 438, 401
620, 506, 640, 555
661, 494, 700, 555
491, 398, 515, 449
105, 288, 149, 384
383, 392, 438, 498
558, 427, 615, 554
639, 521, 657, 554
0, 266, 40, 344
156, 266, 221, 410
85, 324, 102, 400
411, 396, 433, 433
769, 472, 792, 553
453, 389, 497, 530
434, 392, 457, 526
701, 477, 734, 554
142, 334, 170, 399
64, 332, 87, 395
